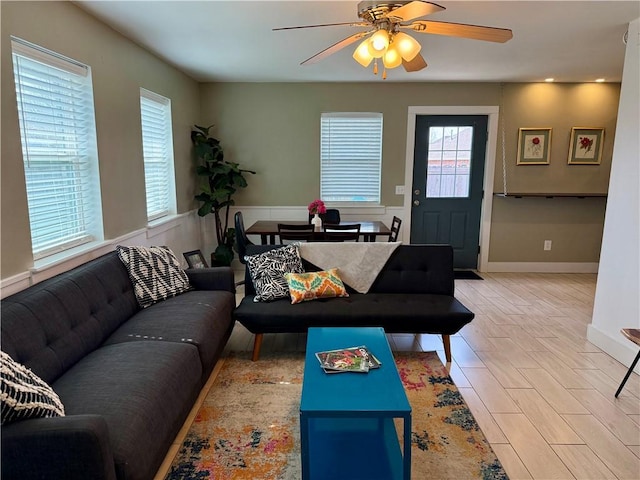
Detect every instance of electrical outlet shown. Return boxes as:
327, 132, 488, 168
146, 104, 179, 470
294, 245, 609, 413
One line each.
395, 185, 405, 195
544, 240, 552, 251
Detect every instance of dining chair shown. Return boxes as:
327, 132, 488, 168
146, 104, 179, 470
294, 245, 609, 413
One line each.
234, 212, 254, 264
234, 212, 255, 287
389, 216, 402, 242
323, 223, 361, 242
308, 208, 341, 225
278, 223, 315, 243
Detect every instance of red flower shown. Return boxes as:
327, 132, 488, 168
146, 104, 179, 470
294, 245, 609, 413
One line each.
532, 137, 540, 145
579, 136, 593, 152
308, 199, 326, 215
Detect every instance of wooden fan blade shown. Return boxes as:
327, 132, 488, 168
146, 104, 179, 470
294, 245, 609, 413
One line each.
403, 52, 428, 72
383, 1, 445, 22
405, 20, 513, 43
301, 31, 372, 65
273, 22, 369, 31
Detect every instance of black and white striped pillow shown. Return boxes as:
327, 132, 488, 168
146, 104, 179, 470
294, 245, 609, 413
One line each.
245, 244, 305, 302
117, 245, 191, 308
1, 351, 65, 425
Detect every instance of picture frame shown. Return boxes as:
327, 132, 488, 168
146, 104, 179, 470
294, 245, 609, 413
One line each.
568, 127, 604, 165
516, 128, 552, 165
183, 250, 208, 269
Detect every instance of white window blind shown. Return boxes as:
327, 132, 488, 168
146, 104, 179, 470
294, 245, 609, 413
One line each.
11, 37, 102, 259
140, 89, 175, 221
320, 112, 383, 203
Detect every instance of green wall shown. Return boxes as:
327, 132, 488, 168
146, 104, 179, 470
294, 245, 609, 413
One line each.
1, 1, 200, 278
200, 82, 618, 263
0, 1, 621, 280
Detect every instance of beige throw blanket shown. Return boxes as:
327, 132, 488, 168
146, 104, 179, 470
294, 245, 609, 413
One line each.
298, 242, 401, 293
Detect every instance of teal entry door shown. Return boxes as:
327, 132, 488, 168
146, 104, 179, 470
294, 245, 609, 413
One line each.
410, 115, 487, 269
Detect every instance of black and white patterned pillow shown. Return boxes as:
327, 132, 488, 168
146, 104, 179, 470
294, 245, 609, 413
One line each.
116, 245, 191, 308
245, 244, 305, 302
1, 351, 65, 425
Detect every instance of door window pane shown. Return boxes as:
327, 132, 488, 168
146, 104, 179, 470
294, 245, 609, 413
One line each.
426, 125, 473, 198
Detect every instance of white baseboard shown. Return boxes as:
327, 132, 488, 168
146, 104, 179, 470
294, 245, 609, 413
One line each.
587, 324, 640, 373
485, 262, 599, 273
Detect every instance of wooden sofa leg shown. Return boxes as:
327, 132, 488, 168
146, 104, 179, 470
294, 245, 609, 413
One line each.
251, 334, 263, 361
442, 334, 452, 363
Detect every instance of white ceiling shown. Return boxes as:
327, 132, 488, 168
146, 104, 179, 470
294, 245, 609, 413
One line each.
74, 0, 639, 83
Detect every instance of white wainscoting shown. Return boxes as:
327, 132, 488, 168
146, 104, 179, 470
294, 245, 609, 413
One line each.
0, 211, 202, 299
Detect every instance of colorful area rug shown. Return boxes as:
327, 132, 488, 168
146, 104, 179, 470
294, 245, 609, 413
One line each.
165, 351, 507, 480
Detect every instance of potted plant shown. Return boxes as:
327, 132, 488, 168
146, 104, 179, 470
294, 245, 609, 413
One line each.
192, 124, 255, 266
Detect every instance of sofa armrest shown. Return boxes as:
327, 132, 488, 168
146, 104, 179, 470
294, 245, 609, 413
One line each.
186, 266, 235, 293
1, 414, 116, 480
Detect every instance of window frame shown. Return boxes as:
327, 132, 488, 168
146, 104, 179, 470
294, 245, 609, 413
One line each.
320, 112, 383, 205
139, 88, 177, 222
11, 36, 103, 260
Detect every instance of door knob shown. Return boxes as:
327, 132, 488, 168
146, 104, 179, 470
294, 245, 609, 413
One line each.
413, 200, 420, 206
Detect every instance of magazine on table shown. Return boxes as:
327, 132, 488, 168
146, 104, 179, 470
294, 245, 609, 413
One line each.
315, 345, 382, 373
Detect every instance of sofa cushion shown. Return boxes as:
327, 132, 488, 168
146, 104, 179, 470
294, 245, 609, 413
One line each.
103, 290, 235, 380
245, 244, 304, 302
1, 351, 65, 425
116, 245, 191, 308
0, 252, 139, 384
52, 341, 202, 480
285, 268, 349, 304
235, 293, 474, 335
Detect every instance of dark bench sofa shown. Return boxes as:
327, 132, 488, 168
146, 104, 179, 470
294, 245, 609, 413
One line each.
1, 251, 236, 480
234, 244, 474, 361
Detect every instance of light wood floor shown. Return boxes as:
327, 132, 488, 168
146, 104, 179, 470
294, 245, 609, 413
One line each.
156, 273, 640, 480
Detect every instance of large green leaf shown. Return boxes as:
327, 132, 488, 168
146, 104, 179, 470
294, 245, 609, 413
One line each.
191, 124, 255, 240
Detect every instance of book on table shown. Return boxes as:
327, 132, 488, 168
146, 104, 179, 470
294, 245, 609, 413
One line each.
315, 345, 382, 373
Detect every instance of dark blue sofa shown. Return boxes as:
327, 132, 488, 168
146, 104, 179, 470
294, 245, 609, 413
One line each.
1, 251, 236, 480
234, 244, 474, 361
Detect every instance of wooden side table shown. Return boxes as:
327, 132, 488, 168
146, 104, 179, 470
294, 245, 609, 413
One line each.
615, 328, 640, 398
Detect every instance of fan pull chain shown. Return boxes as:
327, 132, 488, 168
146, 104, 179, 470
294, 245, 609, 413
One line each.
382, 67, 387, 80
500, 82, 508, 196
373, 59, 378, 75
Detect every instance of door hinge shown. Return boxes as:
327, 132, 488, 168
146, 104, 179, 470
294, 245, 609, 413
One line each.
478, 245, 481, 254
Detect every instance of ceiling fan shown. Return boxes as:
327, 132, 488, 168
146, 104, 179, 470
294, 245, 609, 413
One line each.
274, 0, 513, 78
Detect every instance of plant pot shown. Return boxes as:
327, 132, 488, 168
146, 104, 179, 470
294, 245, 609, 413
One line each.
211, 244, 234, 266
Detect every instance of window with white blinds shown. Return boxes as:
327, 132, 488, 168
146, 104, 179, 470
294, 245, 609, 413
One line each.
11, 37, 103, 259
320, 112, 383, 203
140, 89, 175, 221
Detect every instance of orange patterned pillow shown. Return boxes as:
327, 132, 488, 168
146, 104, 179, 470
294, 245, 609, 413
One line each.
284, 268, 349, 304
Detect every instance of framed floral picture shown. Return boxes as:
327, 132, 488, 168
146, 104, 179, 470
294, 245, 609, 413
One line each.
516, 128, 552, 165
568, 127, 604, 165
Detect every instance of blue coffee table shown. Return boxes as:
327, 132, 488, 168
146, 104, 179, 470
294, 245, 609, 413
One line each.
300, 327, 411, 480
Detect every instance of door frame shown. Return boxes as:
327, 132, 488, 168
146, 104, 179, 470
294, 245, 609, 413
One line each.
403, 106, 499, 272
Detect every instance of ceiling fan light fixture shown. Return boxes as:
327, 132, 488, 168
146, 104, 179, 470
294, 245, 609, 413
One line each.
353, 38, 374, 67
393, 32, 421, 61
382, 43, 402, 69
367, 29, 389, 58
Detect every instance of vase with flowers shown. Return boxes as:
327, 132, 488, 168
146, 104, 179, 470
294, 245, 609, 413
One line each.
308, 199, 326, 230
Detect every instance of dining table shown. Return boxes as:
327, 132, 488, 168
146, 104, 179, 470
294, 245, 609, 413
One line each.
245, 220, 391, 244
